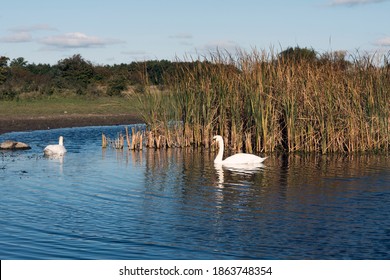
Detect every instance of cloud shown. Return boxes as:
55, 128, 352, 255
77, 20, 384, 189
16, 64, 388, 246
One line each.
329, 0, 389, 6
169, 33, 193, 39
169, 33, 194, 46
374, 37, 390, 46
121, 50, 152, 61
201, 40, 242, 53
122, 50, 147, 55
0, 24, 57, 43
0, 24, 56, 44
10, 24, 57, 33
0, 31, 32, 43
40, 32, 124, 48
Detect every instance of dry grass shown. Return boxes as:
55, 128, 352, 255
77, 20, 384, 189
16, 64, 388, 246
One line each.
137, 49, 389, 154
102, 126, 145, 150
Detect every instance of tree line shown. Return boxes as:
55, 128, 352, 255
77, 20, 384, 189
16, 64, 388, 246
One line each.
0, 53, 180, 99
0, 47, 373, 100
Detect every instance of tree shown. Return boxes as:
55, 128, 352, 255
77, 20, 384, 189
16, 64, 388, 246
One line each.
0, 56, 9, 84
56, 54, 95, 89
107, 76, 128, 96
10, 57, 28, 68
319, 50, 351, 70
278, 46, 317, 63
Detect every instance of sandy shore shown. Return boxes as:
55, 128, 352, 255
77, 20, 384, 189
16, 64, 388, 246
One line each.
0, 113, 144, 135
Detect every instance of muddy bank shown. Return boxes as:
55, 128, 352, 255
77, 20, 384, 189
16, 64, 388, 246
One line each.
0, 113, 144, 135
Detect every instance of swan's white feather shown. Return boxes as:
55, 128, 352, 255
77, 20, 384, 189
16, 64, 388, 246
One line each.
44, 136, 67, 156
222, 153, 266, 164
213, 135, 266, 165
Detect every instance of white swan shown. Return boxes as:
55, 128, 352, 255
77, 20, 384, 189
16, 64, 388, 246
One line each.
44, 136, 67, 156
213, 135, 266, 165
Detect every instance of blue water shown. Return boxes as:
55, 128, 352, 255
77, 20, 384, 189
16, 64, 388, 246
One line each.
1, 125, 389, 259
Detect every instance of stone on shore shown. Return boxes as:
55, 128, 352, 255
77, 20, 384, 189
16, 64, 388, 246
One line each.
0, 140, 31, 150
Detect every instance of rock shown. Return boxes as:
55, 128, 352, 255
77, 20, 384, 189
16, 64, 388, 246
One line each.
0, 140, 31, 150
15, 142, 31, 149
0, 140, 16, 149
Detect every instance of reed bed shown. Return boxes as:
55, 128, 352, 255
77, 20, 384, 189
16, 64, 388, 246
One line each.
101, 132, 124, 149
102, 126, 144, 150
137, 49, 389, 154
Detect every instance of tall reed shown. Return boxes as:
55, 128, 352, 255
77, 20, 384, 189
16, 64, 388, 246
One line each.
136, 49, 389, 154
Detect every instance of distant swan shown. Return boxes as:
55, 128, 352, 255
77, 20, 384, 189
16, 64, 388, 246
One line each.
213, 135, 266, 165
44, 136, 67, 156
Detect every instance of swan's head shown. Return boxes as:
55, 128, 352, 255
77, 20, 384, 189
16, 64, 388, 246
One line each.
213, 135, 224, 163
59, 136, 64, 146
212, 135, 223, 146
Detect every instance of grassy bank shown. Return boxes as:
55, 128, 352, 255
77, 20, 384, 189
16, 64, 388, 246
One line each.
137, 49, 389, 154
0, 96, 138, 118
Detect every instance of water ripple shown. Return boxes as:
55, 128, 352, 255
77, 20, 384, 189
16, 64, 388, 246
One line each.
1, 127, 390, 259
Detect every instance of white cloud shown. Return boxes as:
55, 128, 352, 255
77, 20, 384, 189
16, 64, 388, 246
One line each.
374, 37, 390, 46
121, 50, 152, 61
169, 33, 194, 46
0, 31, 32, 43
0, 24, 57, 43
40, 32, 124, 48
10, 24, 57, 33
169, 33, 193, 39
122, 50, 147, 55
329, 0, 388, 6
201, 40, 242, 53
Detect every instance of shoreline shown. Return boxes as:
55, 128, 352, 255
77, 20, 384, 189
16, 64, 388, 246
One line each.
0, 113, 144, 135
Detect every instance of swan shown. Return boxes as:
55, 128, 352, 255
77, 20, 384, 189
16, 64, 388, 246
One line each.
213, 135, 266, 165
44, 136, 67, 156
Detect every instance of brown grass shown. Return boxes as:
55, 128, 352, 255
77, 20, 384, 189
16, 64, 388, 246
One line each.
137, 49, 389, 154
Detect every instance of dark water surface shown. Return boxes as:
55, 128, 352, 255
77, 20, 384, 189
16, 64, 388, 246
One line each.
1, 126, 389, 259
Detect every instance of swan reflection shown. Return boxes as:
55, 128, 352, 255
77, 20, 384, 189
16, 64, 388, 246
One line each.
214, 162, 265, 188
44, 153, 65, 174
44, 153, 65, 162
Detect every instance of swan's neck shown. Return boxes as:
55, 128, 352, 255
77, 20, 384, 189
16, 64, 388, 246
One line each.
59, 137, 64, 146
214, 139, 224, 163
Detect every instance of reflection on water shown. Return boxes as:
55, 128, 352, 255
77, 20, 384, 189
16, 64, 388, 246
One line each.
214, 163, 265, 189
0, 126, 389, 259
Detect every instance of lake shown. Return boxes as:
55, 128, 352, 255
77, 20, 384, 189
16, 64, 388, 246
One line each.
0, 125, 389, 259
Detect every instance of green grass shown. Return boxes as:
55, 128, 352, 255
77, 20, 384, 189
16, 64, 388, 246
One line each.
0, 96, 139, 117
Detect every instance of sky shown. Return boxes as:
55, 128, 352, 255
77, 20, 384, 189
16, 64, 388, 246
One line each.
1, 0, 390, 65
